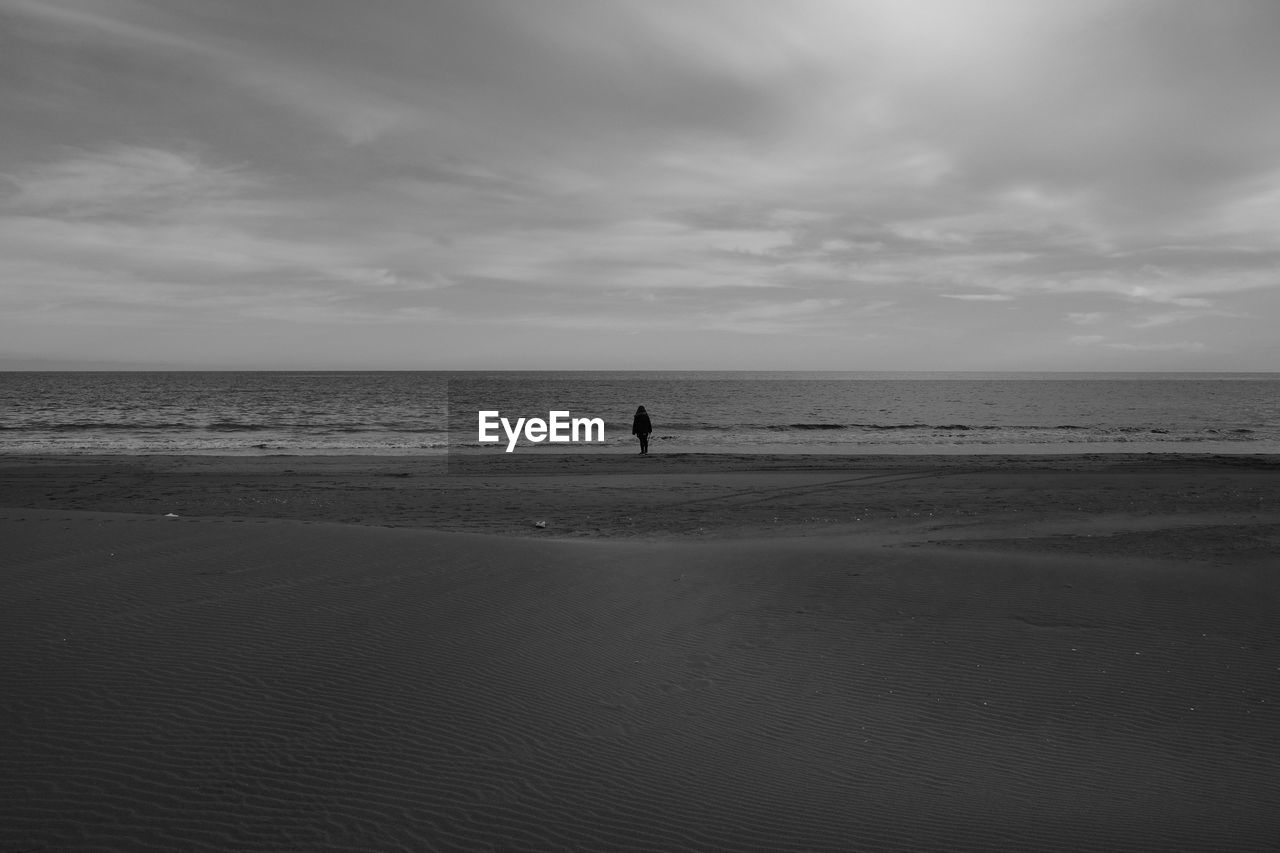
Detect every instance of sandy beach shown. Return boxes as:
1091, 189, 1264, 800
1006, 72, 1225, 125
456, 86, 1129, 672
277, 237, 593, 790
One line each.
2, 453, 1278, 851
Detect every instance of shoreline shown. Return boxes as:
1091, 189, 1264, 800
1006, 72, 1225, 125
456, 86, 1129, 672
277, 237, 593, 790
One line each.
5, 437, 1279, 457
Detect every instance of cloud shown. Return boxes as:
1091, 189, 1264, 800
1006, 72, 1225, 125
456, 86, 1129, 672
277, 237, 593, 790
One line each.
1131, 311, 1204, 330
940, 293, 1015, 302
2, 0, 422, 147
1069, 333, 1207, 354
3, 143, 248, 214
701, 297, 850, 334
0, 145, 449, 323
1105, 341, 1207, 353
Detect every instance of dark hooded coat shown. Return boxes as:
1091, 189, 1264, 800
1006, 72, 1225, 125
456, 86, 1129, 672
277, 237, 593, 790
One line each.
631, 408, 652, 436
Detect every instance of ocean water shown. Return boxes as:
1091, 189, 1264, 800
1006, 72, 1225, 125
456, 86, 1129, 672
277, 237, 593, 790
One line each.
2, 371, 1278, 455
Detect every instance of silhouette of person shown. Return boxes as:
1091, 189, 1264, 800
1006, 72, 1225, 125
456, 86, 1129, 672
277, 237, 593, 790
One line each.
631, 405, 652, 455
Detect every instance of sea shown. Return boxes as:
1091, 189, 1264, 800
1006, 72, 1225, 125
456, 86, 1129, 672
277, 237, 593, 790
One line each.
2, 371, 1278, 456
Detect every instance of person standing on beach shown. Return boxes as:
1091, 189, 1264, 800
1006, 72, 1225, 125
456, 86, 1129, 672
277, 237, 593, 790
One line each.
631, 405, 652, 455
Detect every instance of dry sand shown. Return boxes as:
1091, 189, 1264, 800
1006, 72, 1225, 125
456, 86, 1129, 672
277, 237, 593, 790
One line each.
1, 453, 1278, 851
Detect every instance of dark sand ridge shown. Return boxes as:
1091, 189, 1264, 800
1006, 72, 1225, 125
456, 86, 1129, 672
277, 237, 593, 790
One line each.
1, 454, 1278, 850
1, 452, 1277, 545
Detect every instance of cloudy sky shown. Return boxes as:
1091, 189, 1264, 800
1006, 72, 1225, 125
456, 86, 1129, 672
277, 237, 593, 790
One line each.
2, 0, 1279, 370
